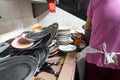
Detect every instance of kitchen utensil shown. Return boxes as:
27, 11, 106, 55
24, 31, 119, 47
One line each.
16, 47, 49, 70
0, 56, 38, 80
43, 23, 58, 46
48, 39, 57, 48
11, 37, 34, 49
21, 29, 50, 41
0, 42, 11, 59
58, 44, 77, 52
77, 43, 87, 52
0, 42, 9, 53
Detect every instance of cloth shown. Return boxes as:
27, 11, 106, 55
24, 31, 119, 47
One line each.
77, 57, 86, 80
48, 0, 56, 13
86, 44, 120, 69
77, 45, 120, 80
85, 62, 120, 80
87, 0, 120, 52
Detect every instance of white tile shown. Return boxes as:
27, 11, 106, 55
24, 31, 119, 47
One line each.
6, 1, 22, 19
32, 17, 38, 24
40, 12, 63, 27
12, 18, 23, 30
19, 1, 33, 17
22, 17, 34, 28
11, 18, 24, 35
0, 4, 11, 20
0, 20, 13, 34
31, 18, 39, 27
0, 1, 7, 5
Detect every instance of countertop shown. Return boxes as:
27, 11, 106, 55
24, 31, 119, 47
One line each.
33, 52, 77, 80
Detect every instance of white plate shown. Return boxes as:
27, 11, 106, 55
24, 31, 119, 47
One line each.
58, 44, 76, 52
49, 48, 59, 57
11, 37, 34, 49
48, 40, 57, 48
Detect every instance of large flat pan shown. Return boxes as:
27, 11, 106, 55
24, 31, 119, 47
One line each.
35, 47, 49, 68
44, 23, 58, 46
0, 56, 38, 80
16, 47, 49, 69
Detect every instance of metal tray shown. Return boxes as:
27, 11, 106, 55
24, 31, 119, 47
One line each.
0, 56, 38, 80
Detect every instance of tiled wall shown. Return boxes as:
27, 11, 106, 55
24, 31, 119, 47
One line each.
0, 0, 38, 42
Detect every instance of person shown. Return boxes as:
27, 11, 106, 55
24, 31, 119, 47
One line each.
77, 0, 120, 80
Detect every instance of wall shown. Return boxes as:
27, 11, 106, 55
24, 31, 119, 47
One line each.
0, 0, 85, 43
37, 7, 85, 32
0, 0, 38, 42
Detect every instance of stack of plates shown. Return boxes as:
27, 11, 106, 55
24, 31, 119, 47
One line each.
57, 27, 73, 44
48, 40, 59, 57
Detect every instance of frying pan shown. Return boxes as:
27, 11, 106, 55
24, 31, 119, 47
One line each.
0, 56, 38, 80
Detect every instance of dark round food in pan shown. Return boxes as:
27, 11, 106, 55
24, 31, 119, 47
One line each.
18, 37, 32, 44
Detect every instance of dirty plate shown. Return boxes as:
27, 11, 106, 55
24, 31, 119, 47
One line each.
11, 37, 34, 49
58, 44, 76, 52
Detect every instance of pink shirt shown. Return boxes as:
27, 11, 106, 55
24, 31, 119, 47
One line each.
86, 0, 120, 69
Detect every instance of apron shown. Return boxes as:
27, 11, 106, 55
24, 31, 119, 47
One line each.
77, 43, 120, 80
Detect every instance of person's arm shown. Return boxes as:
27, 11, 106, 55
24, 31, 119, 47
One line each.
82, 17, 92, 45
86, 17, 92, 30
